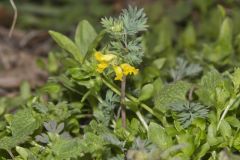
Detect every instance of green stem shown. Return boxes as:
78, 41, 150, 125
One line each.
81, 90, 91, 103
136, 111, 148, 131
217, 94, 240, 131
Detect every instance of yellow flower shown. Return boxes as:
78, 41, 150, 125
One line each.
94, 52, 138, 80
113, 63, 139, 81
94, 52, 116, 63
95, 51, 117, 73
96, 62, 109, 73
120, 63, 139, 76
113, 66, 123, 81
95, 52, 103, 62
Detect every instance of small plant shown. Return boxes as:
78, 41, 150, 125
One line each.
95, 6, 148, 128
2, 2, 240, 160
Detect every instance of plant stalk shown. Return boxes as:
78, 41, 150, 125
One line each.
121, 75, 127, 128
101, 75, 166, 128
101, 76, 162, 121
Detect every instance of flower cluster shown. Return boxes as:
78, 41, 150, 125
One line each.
95, 51, 138, 81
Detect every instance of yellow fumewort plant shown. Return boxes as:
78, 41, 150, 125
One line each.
95, 51, 138, 81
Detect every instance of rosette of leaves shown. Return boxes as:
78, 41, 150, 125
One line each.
169, 100, 209, 128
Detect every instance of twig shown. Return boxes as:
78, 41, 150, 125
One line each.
9, 0, 18, 38
121, 75, 127, 128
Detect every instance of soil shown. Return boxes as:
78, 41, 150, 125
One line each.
0, 26, 50, 96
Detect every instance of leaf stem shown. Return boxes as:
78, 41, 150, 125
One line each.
217, 94, 240, 130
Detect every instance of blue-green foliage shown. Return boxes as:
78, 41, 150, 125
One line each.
101, 6, 148, 65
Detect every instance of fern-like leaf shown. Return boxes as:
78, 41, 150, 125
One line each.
121, 6, 148, 35
169, 101, 209, 128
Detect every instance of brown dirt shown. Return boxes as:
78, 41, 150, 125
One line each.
0, 26, 50, 96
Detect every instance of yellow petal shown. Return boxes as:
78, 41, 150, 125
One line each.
113, 66, 123, 81
94, 51, 116, 63
103, 54, 116, 62
95, 52, 104, 62
120, 63, 139, 76
96, 63, 108, 73
132, 68, 139, 75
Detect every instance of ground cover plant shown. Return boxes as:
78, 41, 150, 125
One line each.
2, 0, 240, 160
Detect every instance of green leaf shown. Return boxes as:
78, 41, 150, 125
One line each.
0, 109, 40, 150
0, 136, 29, 151
217, 5, 226, 18
142, 66, 160, 83
203, 18, 233, 63
16, 146, 29, 160
219, 119, 232, 139
176, 133, 195, 157
39, 83, 61, 94
230, 68, 240, 93
195, 143, 210, 160
101, 133, 124, 148
226, 116, 240, 128
20, 81, 31, 100
179, 23, 196, 48
196, 69, 231, 109
52, 138, 83, 159
83, 132, 106, 157
154, 81, 191, 113
233, 132, 240, 151
153, 78, 163, 94
11, 109, 40, 137
48, 52, 58, 73
129, 118, 144, 136
153, 18, 174, 52
138, 83, 154, 101
75, 20, 97, 56
83, 30, 106, 62
207, 122, 222, 146
152, 58, 166, 69
148, 122, 172, 149
218, 18, 232, 47
49, 30, 83, 63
